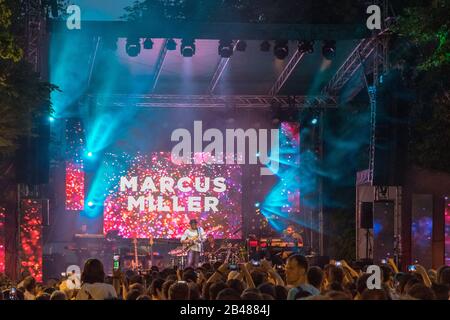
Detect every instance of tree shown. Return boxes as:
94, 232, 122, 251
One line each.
0, 0, 57, 154
0, 0, 22, 62
392, 3, 450, 173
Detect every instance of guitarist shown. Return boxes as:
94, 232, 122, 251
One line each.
180, 219, 205, 268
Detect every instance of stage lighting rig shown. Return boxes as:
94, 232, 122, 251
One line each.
322, 40, 336, 60
218, 39, 234, 58
298, 40, 314, 54
181, 39, 196, 57
126, 37, 141, 57
166, 39, 177, 51
143, 38, 154, 50
274, 40, 289, 60
236, 40, 247, 52
260, 40, 271, 52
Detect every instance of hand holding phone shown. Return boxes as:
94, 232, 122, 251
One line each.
113, 254, 120, 271
9, 287, 17, 300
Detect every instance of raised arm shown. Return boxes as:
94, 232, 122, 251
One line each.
414, 264, 432, 288
261, 259, 285, 286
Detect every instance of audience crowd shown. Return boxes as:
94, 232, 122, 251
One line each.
1, 256, 449, 300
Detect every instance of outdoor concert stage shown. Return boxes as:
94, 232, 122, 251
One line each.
2, 33, 449, 282
37, 102, 319, 281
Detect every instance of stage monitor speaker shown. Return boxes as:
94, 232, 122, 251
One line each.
373, 200, 395, 263
360, 202, 373, 229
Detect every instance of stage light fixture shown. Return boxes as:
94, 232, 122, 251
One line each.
236, 40, 247, 52
181, 39, 196, 57
166, 39, 177, 51
260, 40, 271, 52
255, 202, 260, 208
259, 40, 271, 52
322, 40, 336, 60
125, 37, 141, 57
87, 201, 94, 207
49, 116, 55, 122
218, 39, 234, 58
87, 151, 93, 157
311, 118, 318, 125
298, 40, 314, 54
274, 40, 289, 60
143, 38, 154, 50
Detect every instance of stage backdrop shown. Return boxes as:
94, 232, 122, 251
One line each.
102, 152, 242, 239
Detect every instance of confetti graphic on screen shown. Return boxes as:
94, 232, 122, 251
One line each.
65, 161, 85, 210
103, 152, 242, 239
20, 200, 43, 282
0, 207, 5, 273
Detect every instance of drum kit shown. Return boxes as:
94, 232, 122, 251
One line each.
168, 241, 244, 267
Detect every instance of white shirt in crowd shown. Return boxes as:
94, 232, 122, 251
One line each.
181, 227, 205, 252
75, 282, 117, 300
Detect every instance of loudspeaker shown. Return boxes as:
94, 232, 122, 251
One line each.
360, 202, 373, 229
15, 117, 50, 185
373, 70, 409, 186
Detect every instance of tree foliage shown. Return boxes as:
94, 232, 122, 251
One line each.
392, 3, 450, 173
0, 0, 22, 62
0, 0, 57, 154
121, 0, 365, 23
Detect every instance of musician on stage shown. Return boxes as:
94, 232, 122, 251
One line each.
180, 219, 206, 268
282, 224, 304, 245
279, 224, 305, 259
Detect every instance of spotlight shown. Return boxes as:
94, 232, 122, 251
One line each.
260, 40, 271, 52
236, 40, 247, 52
143, 38, 154, 50
181, 39, 196, 57
166, 39, 177, 51
274, 40, 289, 60
87, 201, 94, 208
311, 118, 318, 125
322, 40, 336, 60
49, 116, 55, 122
218, 39, 234, 58
125, 37, 141, 57
298, 40, 314, 54
255, 202, 260, 208
86, 151, 93, 157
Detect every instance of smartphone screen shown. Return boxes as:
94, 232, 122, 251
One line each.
9, 288, 17, 300
251, 259, 260, 267
113, 255, 120, 271
228, 264, 238, 271
408, 265, 416, 272
381, 259, 387, 264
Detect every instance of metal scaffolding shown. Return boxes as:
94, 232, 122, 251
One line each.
91, 94, 338, 109
25, 0, 44, 73
269, 49, 306, 96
